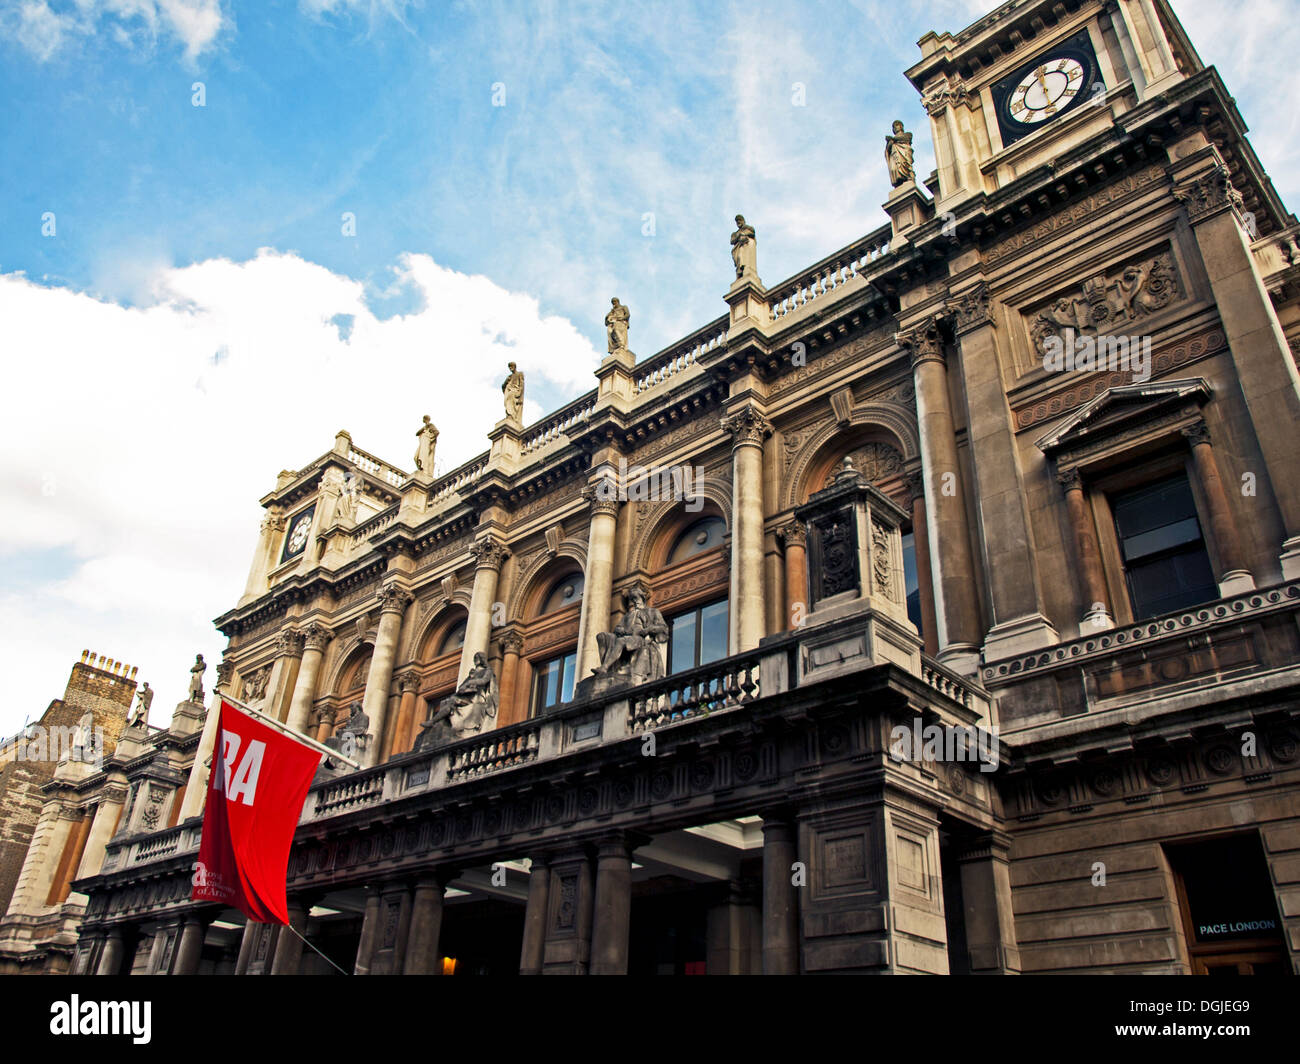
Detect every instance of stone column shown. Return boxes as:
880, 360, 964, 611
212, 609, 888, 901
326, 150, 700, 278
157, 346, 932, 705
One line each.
314, 706, 337, 744
265, 629, 306, 725
519, 855, 550, 975
353, 888, 383, 975
590, 835, 634, 975
1182, 420, 1255, 595
234, 921, 257, 975
404, 872, 453, 974
180, 657, 234, 820
96, 928, 126, 975
461, 538, 509, 683
945, 286, 1059, 660
956, 832, 1021, 974
723, 407, 772, 654
286, 622, 330, 735
497, 630, 524, 727
360, 582, 411, 768
390, 673, 421, 759
576, 486, 620, 678
897, 317, 982, 672
172, 913, 208, 975
761, 816, 800, 975
777, 521, 807, 631
1057, 468, 1114, 631
906, 472, 940, 656
1173, 155, 1300, 577
270, 899, 309, 975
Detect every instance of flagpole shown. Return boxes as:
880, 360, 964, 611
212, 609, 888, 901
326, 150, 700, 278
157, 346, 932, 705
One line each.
219, 692, 362, 770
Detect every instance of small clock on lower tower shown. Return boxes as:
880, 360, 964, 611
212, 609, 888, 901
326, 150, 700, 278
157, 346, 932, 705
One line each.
992, 28, 1101, 149
281, 505, 315, 562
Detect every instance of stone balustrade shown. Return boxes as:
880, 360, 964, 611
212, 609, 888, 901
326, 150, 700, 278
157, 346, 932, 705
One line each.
346, 445, 407, 488
767, 226, 892, 324
627, 654, 761, 732
633, 317, 728, 395
520, 393, 598, 455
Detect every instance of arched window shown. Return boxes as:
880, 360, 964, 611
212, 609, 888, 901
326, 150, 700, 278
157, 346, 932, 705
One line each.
437, 619, 467, 656
540, 573, 584, 615
668, 516, 726, 564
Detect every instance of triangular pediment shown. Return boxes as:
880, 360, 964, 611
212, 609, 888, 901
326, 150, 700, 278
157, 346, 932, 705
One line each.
1035, 378, 1211, 456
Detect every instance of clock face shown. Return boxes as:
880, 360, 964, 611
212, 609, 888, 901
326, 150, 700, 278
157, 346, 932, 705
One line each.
1008, 58, 1085, 124
282, 506, 315, 561
992, 29, 1099, 148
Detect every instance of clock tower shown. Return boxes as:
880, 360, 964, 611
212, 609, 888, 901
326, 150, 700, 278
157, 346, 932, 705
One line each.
906, 0, 1201, 214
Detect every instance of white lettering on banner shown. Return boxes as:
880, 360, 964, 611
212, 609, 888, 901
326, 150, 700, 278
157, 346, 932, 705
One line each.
215, 732, 266, 806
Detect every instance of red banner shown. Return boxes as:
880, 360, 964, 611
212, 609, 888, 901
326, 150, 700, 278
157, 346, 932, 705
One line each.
192, 700, 321, 924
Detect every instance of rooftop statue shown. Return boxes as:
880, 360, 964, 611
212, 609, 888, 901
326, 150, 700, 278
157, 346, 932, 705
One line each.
188, 654, 206, 704
502, 362, 525, 423
886, 120, 914, 187
605, 297, 630, 355
730, 214, 757, 280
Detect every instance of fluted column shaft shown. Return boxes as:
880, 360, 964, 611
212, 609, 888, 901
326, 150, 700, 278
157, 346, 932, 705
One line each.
361, 583, 410, 768
723, 408, 771, 653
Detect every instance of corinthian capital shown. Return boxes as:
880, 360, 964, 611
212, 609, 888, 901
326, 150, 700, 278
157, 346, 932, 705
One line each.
944, 283, 993, 335
469, 537, 510, 572
721, 406, 772, 448
1180, 419, 1212, 447
276, 630, 306, 658
302, 621, 332, 652
377, 580, 413, 614
1173, 165, 1246, 226
776, 520, 807, 549
895, 317, 945, 368
581, 478, 622, 518
215, 657, 235, 689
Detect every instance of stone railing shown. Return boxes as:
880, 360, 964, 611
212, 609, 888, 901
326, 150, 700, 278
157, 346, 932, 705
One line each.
634, 317, 728, 395
101, 823, 202, 875
627, 654, 761, 732
445, 717, 544, 781
767, 225, 893, 324
347, 445, 407, 488
521, 392, 598, 456
428, 453, 489, 506
348, 503, 400, 548
314, 770, 386, 816
1252, 222, 1300, 288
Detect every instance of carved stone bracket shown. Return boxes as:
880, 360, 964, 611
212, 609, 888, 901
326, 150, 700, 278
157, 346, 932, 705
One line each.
921, 81, 972, 116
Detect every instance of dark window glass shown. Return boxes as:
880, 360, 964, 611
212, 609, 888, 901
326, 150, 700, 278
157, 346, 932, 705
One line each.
436, 619, 467, 656
668, 598, 729, 674
541, 573, 584, 615
1112, 476, 1217, 620
901, 531, 923, 636
534, 650, 577, 713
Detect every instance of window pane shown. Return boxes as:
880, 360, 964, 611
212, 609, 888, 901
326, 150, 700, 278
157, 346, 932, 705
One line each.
699, 600, 728, 666
1114, 477, 1197, 538
560, 652, 576, 704
901, 532, 923, 636
1120, 517, 1202, 562
670, 613, 697, 674
543, 660, 559, 708
1128, 548, 1216, 619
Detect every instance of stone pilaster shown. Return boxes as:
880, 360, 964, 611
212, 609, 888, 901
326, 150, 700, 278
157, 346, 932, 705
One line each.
461, 537, 509, 684
590, 835, 635, 975
777, 520, 807, 631
575, 482, 620, 679
761, 815, 800, 975
956, 832, 1021, 974
286, 622, 331, 735
519, 854, 551, 975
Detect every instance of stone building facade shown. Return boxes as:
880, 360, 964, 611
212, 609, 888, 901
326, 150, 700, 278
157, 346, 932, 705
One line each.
51, 0, 1300, 974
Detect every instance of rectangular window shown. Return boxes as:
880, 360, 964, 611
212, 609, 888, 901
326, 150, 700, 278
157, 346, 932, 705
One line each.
901, 530, 923, 636
533, 650, 576, 714
1111, 475, 1216, 620
668, 598, 729, 674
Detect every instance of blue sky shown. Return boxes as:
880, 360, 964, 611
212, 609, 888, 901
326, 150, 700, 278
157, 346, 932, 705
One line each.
1, 0, 1297, 734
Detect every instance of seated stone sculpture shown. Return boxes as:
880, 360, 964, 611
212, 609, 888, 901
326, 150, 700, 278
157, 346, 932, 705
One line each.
592, 584, 668, 684
413, 652, 498, 751
320, 700, 370, 771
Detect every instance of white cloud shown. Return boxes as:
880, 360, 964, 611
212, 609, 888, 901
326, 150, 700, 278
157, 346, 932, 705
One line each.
4, 0, 228, 63
0, 251, 600, 735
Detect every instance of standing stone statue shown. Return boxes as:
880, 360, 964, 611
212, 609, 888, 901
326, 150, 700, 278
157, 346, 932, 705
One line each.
605, 297, 630, 355
502, 362, 525, 422
593, 584, 669, 683
414, 652, 499, 749
130, 682, 154, 726
730, 214, 757, 279
413, 414, 439, 474
886, 120, 915, 187
188, 654, 206, 704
